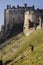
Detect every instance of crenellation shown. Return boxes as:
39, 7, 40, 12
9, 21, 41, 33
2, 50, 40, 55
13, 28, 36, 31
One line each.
7, 5, 11, 9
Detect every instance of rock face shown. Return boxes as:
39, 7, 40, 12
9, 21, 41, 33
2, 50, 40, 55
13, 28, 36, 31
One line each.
23, 10, 43, 36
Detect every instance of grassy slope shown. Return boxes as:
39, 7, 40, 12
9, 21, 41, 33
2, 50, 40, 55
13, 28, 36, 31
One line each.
0, 28, 43, 65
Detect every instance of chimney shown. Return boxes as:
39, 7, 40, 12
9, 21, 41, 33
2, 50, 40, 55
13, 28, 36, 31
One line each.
24, 3, 27, 7
7, 5, 11, 9
12, 6, 15, 9
17, 5, 19, 8
32, 5, 35, 9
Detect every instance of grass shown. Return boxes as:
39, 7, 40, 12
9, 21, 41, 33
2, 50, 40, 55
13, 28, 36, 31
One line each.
0, 28, 43, 65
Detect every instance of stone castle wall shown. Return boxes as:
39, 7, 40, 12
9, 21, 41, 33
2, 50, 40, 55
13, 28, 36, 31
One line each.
3, 4, 43, 36
23, 10, 43, 36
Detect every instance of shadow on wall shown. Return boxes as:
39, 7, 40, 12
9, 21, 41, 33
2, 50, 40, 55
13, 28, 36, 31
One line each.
29, 21, 39, 28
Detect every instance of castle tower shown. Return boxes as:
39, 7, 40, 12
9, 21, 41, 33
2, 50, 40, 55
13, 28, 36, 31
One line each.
4, 5, 11, 25
23, 10, 40, 36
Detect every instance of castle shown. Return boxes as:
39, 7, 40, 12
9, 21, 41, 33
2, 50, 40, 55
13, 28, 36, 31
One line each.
0, 3, 43, 43
24, 9, 43, 36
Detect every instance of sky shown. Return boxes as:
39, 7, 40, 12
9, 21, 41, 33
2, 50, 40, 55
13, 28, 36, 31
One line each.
0, 0, 43, 30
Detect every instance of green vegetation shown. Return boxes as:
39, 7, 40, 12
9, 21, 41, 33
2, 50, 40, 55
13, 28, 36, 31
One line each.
0, 28, 43, 65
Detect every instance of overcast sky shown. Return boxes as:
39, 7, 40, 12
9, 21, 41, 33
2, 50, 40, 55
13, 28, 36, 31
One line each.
0, 0, 43, 29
